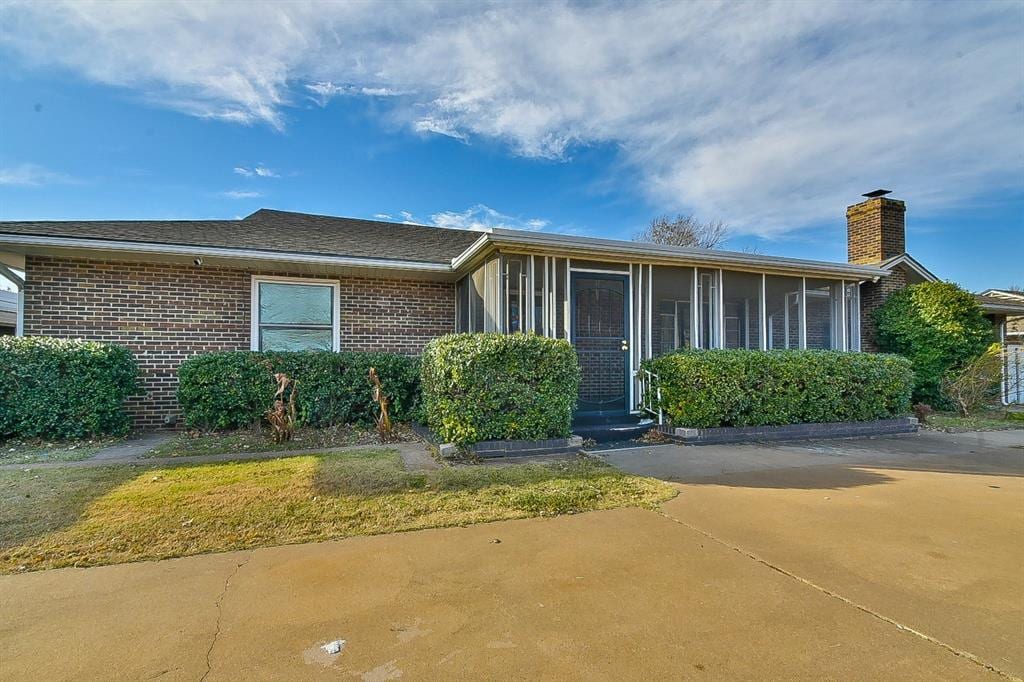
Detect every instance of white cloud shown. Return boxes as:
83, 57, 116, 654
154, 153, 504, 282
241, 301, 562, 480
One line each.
234, 165, 278, 178
373, 213, 392, 220
2, 2, 1021, 235
306, 81, 409, 106
413, 117, 467, 142
429, 204, 550, 232
222, 189, 261, 199
0, 163, 76, 186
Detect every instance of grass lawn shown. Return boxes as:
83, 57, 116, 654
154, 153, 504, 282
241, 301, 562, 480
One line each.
144, 423, 418, 458
0, 450, 676, 573
0, 438, 117, 466
924, 409, 1024, 432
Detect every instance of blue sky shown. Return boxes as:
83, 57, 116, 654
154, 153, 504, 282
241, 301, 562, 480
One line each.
1, 1, 1021, 292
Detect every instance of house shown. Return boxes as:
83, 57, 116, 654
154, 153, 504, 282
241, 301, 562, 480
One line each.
0, 193, 1020, 427
978, 289, 1024, 347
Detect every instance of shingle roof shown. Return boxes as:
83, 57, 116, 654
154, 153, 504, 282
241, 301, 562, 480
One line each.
975, 294, 1024, 314
0, 209, 481, 265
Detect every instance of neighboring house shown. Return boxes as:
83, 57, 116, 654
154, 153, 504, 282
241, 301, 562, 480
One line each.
979, 289, 1024, 347
0, 193, 1019, 426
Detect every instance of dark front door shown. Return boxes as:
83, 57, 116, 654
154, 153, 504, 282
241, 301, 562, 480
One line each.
572, 273, 629, 415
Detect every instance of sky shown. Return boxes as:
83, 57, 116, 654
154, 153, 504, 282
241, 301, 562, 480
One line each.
0, 0, 1021, 292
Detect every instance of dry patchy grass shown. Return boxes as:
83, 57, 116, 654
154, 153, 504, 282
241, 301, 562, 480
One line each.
0, 450, 675, 573
924, 409, 1024, 433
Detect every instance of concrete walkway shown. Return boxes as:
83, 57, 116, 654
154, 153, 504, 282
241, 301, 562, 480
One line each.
87, 431, 175, 462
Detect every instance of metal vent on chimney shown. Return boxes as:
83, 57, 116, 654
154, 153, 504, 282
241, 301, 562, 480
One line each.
862, 189, 892, 198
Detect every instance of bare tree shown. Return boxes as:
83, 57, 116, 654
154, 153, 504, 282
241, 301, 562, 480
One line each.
633, 214, 729, 249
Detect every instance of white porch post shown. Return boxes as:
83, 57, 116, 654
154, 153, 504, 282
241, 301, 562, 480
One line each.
16, 290, 24, 337
799, 277, 807, 350
760, 274, 767, 350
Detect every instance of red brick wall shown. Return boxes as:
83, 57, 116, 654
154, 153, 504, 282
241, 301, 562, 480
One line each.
23, 256, 455, 429
858, 264, 910, 352
847, 197, 906, 265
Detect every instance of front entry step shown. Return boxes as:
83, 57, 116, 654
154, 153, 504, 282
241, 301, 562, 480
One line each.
573, 416, 655, 443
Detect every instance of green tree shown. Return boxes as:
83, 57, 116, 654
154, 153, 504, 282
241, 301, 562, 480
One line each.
874, 281, 994, 407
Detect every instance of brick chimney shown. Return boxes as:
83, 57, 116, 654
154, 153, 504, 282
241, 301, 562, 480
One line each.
847, 192, 906, 264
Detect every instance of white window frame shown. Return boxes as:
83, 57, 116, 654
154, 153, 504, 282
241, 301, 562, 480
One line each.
250, 275, 341, 352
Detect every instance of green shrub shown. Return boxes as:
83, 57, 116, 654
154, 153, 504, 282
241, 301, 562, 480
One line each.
874, 281, 994, 407
641, 349, 913, 428
177, 351, 421, 430
0, 336, 139, 439
421, 333, 581, 446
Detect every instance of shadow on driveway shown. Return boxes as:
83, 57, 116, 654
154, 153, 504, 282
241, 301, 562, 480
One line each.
601, 430, 1024, 489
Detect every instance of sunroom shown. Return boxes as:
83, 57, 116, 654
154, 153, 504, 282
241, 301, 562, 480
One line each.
453, 230, 888, 418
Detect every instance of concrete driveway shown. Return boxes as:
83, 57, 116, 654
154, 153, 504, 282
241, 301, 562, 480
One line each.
1, 430, 1021, 680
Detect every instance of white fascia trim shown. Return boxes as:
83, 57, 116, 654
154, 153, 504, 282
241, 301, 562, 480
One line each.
980, 302, 1024, 315
457, 230, 889, 280
878, 253, 938, 282
981, 289, 1024, 301
0, 234, 451, 273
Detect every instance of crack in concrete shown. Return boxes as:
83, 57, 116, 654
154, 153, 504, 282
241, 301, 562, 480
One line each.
655, 509, 1020, 681
200, 551, 254, 682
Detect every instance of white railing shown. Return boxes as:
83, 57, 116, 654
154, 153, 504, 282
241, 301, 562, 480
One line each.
1004, 345, 1023, 405
637, 369, 664, 425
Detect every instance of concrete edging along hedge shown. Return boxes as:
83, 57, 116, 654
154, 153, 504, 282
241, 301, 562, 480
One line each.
658, 417, 919, 445
411, 423, 583, 458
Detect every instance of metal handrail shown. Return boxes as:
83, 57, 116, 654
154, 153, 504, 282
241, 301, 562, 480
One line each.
638, 369, 664, 425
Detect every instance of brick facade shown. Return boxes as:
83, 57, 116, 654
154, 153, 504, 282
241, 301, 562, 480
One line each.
847, 197, 906, 265
847, 196, 908, 350
23, 255, 455, 429
858, 263, 910, 352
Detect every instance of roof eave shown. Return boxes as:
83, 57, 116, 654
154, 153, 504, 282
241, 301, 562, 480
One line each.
454, 230, 889, 280
979, 302, 1024, 315
0, 234, 452, 273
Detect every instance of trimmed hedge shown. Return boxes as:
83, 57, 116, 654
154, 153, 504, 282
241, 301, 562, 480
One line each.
177, 351, 421, 430
0, 336, 139, 439
874, 281, 994, 407
641, 349, 913, 428
421, 333, 581, 446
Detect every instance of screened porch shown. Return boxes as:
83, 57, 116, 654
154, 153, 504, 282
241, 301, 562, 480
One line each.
455, 252, 865, 414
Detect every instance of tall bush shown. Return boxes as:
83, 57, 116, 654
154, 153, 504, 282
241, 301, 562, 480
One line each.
874, 281, 993, 407
421, 333, 581, 446
177, 351, 421, 430
642, 349, 913, 428
0, 336, 139, 439
941, 343, 1003, 416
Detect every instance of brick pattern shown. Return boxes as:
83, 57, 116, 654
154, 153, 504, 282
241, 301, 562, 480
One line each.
23, 256, 454, 429
858, 264, 910, 352
847, 197, 906, 265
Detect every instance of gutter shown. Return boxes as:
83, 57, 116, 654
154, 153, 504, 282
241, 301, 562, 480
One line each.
453, 230, 890, 281
0, 234, 452, 273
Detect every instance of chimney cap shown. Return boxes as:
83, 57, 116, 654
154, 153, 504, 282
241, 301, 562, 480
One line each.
862, 189, 892, 198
